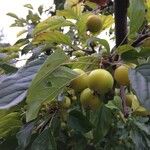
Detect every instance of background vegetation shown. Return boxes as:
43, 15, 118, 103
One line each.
0, 0, 150, 149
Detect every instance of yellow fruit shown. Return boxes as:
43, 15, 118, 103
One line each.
86, 15, 102, 33
125, 94, 137, 107
70, 68, 88, 92
72, 50, 85, 57
114, 65, 130, 86
126, 63, 137, 68
61, 122, 67, 130
80, 88, 102, 110
88, 69, 114, 94
142, 37, 150, 47
131, 95, 150, 116
62, 96, 71, 108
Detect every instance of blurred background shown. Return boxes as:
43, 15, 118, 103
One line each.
0, 0, 54, 44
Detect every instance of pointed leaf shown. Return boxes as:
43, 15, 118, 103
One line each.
32, 31, 72, 46
68, 110, 93, 133
0, 111, 22, 138
17, 29, 28, 37
93, 105, 112, 143
31, 128, 57, 150
67, 55, 99, 71
24, 4, 33, 9
26, 50, 77, 121
101, 15, 114, 30
56, 9, 78, 19
33, 16, 73, 35
7, 13, 19, 19
128, 0, 145, 35
0, 57, 45, 109
38, 5, 43, 15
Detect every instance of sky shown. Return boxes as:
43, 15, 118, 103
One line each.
0, 0, 54, 44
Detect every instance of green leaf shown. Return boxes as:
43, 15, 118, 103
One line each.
145, 1, 150, 22
84, 1, 97, 9
105, 96, 122, 111
64, 0, 83, 17
101, 15, 114, 30
26, 50, 77, 121
54, 0, 65, 10
92, 105, 112, 143
26, 11, 40, 23
0, 63, 18, 74
38, 5, 43, 15
33, 16, 73, 35
76, 13, 91, 35
6, 13, 19, 19
16, 122, 35, 150
121, 48, 150, 61
67, 55, 99, 71
129, 64, 150, 110
24, 4, 33, 9
17, 29, 27, 37
128, 0, 145, 35
56, 9, 79, 19
32, 31, 72, 46
68, 110, 93, 133
68, 133, 87, 150
31, 128, 57, 150
130, 119, 150, 149
117, 44, 135, 55
0, 135, 18, 150
87, 37, 110, 53
0, 111, 22, 138
0, 57, 45, 109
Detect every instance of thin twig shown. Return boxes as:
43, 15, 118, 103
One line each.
131, 33, 150, 47
120, 86, 129, 118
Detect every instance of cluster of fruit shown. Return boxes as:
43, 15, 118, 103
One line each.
61, 63, 149, 115
70, 68, 113, 110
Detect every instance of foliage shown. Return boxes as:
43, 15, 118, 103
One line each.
0, 0, 150, 149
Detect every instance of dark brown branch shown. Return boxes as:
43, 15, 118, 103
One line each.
114, 0, 129, 47
131, 33, 150, 47
114, 0, 129, 117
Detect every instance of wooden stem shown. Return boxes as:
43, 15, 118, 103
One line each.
114, 0, 129, 47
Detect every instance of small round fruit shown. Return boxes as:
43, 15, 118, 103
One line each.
80, 88, 102, 110
61, 122, 67, 130
62, 96, 71, 109
72, 50, 85, 57
88, 69, 114, 94
70, 68, 88, 92
114, 65, 130, 86
86, 15, 102, 33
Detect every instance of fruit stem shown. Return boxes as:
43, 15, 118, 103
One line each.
120, 86, 129, 118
